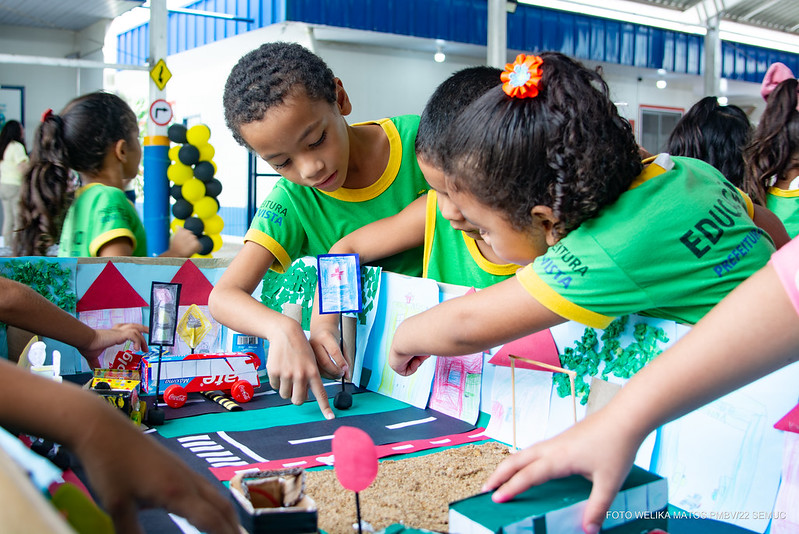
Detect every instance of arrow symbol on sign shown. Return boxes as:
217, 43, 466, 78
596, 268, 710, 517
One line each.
159, 66, 164, 83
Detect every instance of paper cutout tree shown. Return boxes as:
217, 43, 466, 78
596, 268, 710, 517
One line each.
332, 426, 377, 534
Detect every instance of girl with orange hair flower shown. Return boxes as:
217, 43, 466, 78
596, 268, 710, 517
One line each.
386, 51, 783, 530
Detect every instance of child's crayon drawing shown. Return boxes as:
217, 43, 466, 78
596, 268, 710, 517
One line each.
429, 352, 483, 424
362, 272, 440, 408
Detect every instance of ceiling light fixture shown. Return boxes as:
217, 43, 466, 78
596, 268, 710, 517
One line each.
434, 44, 446, 63
656, 79, 667, 89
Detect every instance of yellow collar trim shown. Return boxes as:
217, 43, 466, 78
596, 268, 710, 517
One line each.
768, 187, 799, 198
462, 234, 520, 276
629, 153, 673, 190
321, 118, 400, 202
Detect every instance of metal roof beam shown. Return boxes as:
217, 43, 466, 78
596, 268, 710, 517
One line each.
684, 0, 749, 24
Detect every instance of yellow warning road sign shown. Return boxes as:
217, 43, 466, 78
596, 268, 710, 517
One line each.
150, 58, 172, 91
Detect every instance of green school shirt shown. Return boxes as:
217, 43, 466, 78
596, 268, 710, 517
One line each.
518, 154, 775, 328
245, 115, 429, 275
423, 191, 518, 288
58, 183, 147, 257
766, 187, 799, 238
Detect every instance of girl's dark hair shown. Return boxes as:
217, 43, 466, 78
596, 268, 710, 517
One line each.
223, 42, 337, 148
442, 52, 642, 238
0, 120, 26, 160
744, 78, 799, 205
667, 96, 752, 189
416, 66, 502, 169
14, 91, 137, 256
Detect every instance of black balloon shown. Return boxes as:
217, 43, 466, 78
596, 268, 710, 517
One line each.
194, 161, 215, 182
184, 216, 204, 236
170, 184, 183, 200
172, 199, 193, 220
178, 144, 200, 166
168, 124, 188, 144
198, 235, 214, 256
205, 178, 222, 198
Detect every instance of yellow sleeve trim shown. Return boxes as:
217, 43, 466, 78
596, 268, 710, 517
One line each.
322, 118, 401, 202
422, 191, 438, 278
463, 235, 519, 276
768, 186, 799, 198
516, 266, 614, 329
243, 229, 291, 274
89, 229, 136, 257
735, 187, 755, 218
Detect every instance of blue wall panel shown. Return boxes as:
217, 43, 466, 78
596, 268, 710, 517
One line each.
116, 0, 799, 84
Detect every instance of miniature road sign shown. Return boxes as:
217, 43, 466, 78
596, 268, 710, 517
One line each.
317, 254, 362, 410
150, 58, 172, 90
317, 253, 362, 315
150, 282, 181, 347
149, 98, 173, 126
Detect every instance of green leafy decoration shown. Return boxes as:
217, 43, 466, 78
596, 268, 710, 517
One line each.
0, 259, 76, 313
553, 315, 670, 405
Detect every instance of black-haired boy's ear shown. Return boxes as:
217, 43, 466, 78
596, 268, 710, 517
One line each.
334, 77, 353, 116
113, 139, 128, 162
531, 205, 560, 246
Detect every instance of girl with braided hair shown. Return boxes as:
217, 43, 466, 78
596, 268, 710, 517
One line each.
389, 51, 775, 377
14, 92, 199, 257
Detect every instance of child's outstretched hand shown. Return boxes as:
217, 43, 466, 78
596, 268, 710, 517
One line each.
266, 315, 335, 420
79, 323, 149, 369
388, 347, 430, 377
309, 313, 349, 381
482, 409, 642, 534
74, 405, 240, 534
165, 227, 202, 258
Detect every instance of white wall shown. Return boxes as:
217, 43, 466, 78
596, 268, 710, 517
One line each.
0, 23, 108, 147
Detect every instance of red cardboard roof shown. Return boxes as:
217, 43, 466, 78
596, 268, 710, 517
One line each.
76, 262, 148, 312
170, 260, 214, 306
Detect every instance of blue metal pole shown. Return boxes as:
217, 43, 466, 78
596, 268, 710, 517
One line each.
143, 137, 170, 255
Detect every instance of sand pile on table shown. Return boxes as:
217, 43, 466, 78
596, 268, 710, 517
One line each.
304, 441, 511, 533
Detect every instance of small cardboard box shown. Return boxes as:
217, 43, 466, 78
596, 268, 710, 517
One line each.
449, 465, 668, 534
230, 468, 318, 534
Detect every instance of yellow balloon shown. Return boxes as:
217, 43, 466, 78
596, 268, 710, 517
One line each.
168, 145, 181, 162
210, 233, 223, 252
193, 196, 218, 220
181, 178, 206, 203
170, 218, 185, 233
210, 160, 217, 174
186, 124, 211, 146
202, 214, 224, 235
168, 163, 193, 185
198, 143, 215, 162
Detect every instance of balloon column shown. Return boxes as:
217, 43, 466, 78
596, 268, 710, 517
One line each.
167, 123, 224, 257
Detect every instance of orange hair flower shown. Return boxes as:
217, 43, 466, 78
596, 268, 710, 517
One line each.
501, 54, 544, 99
